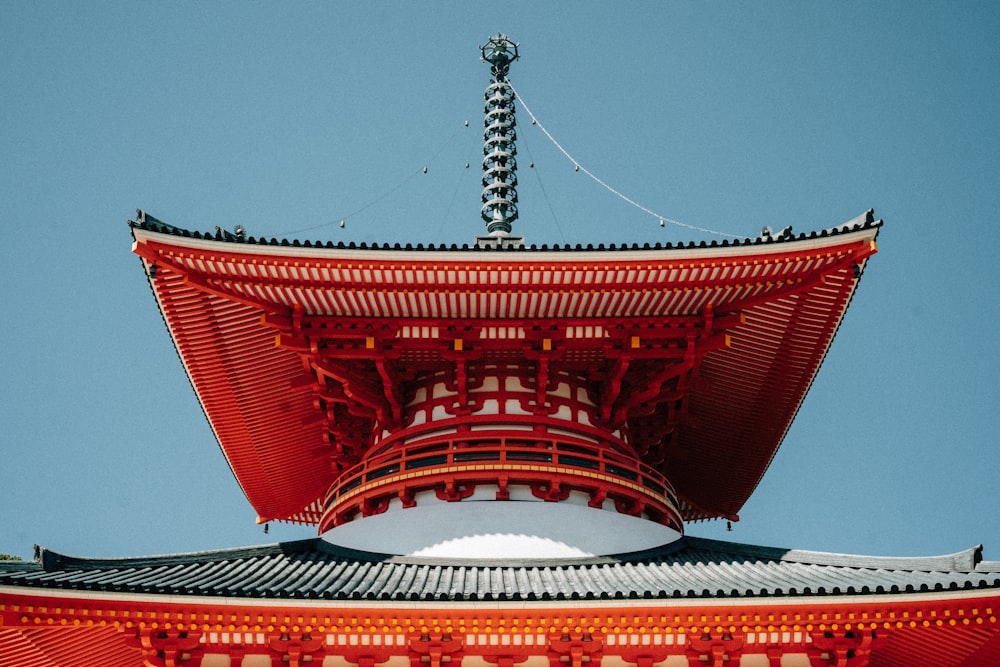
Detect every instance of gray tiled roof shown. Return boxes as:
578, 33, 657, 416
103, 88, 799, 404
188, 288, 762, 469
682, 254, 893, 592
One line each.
3, 537, 998, 601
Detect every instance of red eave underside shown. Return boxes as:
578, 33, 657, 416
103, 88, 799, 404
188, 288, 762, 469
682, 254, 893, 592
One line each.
133, 230, 877, 524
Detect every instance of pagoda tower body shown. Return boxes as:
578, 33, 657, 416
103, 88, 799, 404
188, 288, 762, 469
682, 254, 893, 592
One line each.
3, 36, 1000, 666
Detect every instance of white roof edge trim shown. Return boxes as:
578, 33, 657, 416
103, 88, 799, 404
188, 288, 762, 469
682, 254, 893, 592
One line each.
2, 584, 994, 611
132, 225, 879, 265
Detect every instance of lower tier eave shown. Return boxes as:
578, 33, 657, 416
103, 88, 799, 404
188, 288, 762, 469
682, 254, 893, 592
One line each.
4, 585, 1000, 613
3, 589, 1000, 667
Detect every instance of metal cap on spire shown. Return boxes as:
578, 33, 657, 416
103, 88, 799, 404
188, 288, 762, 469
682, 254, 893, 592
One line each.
481, 33, 518, 81
476, 34, 524, 249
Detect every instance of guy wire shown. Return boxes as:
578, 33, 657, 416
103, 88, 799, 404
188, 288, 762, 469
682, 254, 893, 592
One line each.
508, 80, 740, 239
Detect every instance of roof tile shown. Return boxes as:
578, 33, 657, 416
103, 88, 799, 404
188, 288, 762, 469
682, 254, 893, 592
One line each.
5, 536, 998, 602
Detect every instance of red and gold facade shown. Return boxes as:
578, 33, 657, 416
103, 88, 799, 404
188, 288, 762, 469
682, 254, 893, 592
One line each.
4, 588, 1000, 666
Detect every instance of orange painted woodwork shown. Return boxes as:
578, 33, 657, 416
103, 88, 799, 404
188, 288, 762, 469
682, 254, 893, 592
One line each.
130, 220, 878, 528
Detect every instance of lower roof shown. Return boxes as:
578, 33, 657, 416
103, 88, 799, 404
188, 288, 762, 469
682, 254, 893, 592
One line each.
3, 536, 998, 602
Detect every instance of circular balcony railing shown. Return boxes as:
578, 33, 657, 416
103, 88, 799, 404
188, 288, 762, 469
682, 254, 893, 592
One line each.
319, 428, 682, 534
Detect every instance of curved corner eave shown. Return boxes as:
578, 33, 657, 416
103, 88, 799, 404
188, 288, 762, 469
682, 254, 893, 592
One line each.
130, 218, 880, 526
685, 250, 875, 519
137, 254, 330, 523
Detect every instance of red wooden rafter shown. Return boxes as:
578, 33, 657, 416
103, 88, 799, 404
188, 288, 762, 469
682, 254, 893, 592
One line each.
131, 228, 878, 525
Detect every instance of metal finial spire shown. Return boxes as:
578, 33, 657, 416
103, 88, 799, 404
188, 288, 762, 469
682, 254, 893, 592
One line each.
479, 34, 520, 241
481, 33, 518, 81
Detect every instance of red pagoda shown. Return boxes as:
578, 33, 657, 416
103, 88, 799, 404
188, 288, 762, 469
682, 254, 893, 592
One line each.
3, 35, 999, 666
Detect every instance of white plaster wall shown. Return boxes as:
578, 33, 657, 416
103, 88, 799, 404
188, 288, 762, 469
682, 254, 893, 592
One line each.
322, 498, 680, 558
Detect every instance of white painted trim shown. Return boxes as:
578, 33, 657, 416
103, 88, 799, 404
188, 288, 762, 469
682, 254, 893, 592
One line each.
3, 584, 997, 612
133, 225, 878, 265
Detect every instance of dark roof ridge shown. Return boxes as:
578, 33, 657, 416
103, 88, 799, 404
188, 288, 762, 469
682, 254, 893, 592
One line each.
6, 536, 999, 600
682, 536, 986, 573
128, 209, 882, 252
776, 545, 984, 573
28, 538, 326, 572
12, 535, 989, 575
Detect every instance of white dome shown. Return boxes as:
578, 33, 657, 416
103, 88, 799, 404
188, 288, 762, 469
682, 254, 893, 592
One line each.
322, 491, 681, 559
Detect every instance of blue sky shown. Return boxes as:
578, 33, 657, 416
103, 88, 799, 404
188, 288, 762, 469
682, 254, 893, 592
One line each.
2, 2, 998, 561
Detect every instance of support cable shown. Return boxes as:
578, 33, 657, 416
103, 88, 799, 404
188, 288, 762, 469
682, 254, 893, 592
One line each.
519, 130, 567, 244
276, 122, 466, 238
508, 80, 742, 238
435, 136, 479, 239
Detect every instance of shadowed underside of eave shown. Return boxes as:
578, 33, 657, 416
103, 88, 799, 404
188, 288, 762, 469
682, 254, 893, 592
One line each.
130, 215, 880, 526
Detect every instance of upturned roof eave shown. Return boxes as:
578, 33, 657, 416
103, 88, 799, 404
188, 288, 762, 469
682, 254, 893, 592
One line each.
8, 536, 996, 577
127, 211, 882, 525
129, 208, 881, 263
